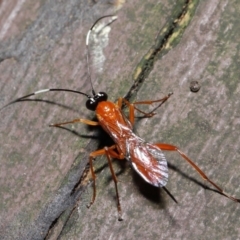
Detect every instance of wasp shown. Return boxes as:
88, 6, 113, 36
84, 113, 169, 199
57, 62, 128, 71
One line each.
2, 15, 239, 221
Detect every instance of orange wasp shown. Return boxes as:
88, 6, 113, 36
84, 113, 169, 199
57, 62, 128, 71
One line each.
2, 15, 240, 220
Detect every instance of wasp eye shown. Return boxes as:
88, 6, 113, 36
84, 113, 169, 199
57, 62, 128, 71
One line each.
86, 92, 108, 111
98, 92, 108, 101
86, 99, 97, 111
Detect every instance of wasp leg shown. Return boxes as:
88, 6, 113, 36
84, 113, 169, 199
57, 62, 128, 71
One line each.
49, 118, 99, 127
118, 92, 172, 125
88, 145, 124, 221
154, 143, 240, 203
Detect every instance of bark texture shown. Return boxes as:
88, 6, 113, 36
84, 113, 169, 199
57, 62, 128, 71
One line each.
0, 0, 240, 239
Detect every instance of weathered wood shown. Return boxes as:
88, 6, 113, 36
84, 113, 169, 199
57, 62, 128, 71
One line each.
0, 0, 240, 239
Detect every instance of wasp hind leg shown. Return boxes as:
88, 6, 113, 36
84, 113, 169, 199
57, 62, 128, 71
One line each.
154, 143, 240, 203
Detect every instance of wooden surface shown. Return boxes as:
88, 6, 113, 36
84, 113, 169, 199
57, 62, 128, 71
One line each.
1, 0, 240, 239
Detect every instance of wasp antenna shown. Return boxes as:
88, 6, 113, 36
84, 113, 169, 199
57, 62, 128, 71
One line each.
86, 15, 118, 46
1, 88, 90, 111
86, 15, 117, 96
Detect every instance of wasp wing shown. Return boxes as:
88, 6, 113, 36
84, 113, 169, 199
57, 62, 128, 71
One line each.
127, 141, 168, 187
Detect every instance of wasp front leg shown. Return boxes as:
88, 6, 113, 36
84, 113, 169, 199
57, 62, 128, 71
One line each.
49, 118, 99, 127
118, 92, 173, 125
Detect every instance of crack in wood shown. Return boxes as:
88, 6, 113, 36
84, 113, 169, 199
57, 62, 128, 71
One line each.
124, 0, 199, 101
